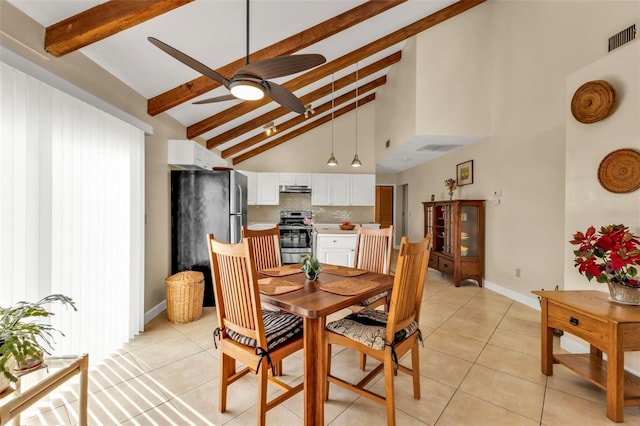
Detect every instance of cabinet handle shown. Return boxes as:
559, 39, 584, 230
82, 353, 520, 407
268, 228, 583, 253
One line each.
569, 317, 579, 326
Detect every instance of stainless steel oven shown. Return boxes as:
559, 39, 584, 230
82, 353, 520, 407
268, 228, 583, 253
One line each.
279, 210, 313, 264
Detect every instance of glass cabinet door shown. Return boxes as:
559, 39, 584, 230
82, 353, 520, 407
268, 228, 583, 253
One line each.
460, 204, 479, 257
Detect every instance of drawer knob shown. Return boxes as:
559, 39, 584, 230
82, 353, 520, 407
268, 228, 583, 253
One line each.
569, 317, 579, 326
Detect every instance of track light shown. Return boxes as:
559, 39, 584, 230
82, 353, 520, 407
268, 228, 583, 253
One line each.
304, 104, 315, 119
263, 121, 276, 136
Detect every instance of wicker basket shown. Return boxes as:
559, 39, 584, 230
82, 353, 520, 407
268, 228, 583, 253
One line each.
165, 271, 204, 324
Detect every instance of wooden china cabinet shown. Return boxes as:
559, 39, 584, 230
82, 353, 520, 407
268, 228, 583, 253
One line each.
423, 200, 485, 287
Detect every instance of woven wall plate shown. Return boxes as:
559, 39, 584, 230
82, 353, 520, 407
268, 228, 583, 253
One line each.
597, 149, 640, 193
571, 80, 616, 124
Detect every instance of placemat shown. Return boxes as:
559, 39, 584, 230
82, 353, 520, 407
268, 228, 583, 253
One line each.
260, 264, 303, 277
321, 264, 368, 277
320, 279, 380, 296
258, 277, 303, 295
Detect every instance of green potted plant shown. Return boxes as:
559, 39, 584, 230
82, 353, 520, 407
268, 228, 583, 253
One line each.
301, 254, 322, 281
0, 294, 76, 390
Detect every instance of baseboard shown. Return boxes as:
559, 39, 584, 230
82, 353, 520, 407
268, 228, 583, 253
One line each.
144, 300, 166, 324
483, 279, 541, 311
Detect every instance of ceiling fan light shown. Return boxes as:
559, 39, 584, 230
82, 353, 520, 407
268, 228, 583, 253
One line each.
327, 153, 338, 166
351, 154, 362, 168
230, 81, 264, 100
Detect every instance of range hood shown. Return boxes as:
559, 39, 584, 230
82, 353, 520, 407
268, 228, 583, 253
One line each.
279, 185, 311, 193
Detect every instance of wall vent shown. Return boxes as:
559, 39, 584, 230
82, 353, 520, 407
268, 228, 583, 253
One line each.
609, 23, 636, 52
417, 144, 462, 152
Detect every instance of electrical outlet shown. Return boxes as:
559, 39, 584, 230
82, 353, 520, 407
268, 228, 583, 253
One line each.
515, 268, 521, 278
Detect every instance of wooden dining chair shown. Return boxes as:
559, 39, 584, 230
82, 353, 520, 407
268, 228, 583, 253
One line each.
241, 225, 282, 271
325, 235, 432, 426
353, 225, 395, 311
206, 234, 303, 426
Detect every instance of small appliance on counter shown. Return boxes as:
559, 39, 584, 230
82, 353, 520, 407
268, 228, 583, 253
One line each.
279, 210, 313, 264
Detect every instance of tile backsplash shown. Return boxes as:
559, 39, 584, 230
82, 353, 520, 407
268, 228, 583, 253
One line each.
248, 193, 375, 224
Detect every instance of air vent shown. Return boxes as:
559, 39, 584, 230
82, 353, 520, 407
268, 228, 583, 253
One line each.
609, 24, 636, 52
417, 144, 462, 152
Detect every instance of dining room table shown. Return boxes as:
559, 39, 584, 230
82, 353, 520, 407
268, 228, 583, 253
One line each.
257, 263, 395, 426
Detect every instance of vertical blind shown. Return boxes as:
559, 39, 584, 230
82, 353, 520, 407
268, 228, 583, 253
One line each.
0, 63, 145, 365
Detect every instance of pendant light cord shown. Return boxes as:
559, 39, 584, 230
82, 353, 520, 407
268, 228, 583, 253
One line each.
331, 74, 335, 151
355, 63, 358, 155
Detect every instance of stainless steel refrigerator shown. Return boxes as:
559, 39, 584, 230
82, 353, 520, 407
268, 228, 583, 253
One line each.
171, 170, 247, 305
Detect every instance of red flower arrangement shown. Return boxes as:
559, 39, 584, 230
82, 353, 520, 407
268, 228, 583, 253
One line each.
570, 224, 640, 287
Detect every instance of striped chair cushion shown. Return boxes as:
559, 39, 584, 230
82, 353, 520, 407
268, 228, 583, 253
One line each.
357, 291, 387, 307
326, 308, 418, 350
226, 310, 303, 351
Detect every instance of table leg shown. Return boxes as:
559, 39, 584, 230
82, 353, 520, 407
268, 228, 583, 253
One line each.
303, 317, 325, 426
606, 327, 624, 422
539, 298, 553, 375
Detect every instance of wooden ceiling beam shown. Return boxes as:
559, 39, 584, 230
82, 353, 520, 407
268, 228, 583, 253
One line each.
45, 0, 194, 57
233, 93, 375, 165
223, 76, 387, 158
147, 0, 406, 116
189, 0, 486, 139
208, 51, 400, 149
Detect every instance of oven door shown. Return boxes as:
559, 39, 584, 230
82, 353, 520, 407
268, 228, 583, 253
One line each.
279, 226, 313, 264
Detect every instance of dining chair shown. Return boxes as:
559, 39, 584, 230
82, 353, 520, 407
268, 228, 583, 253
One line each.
241, 225, 284, 375
353, 225, 395, 311
206, 234, 303, 426
324, 234, 432, 426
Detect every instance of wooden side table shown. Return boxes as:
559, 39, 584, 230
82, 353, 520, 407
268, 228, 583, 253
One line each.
533, 291, 640, 422
0, 354, 88, 426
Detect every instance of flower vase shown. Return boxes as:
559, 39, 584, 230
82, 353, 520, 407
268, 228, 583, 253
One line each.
448, 191, 454, 200
606, 280, 640, 305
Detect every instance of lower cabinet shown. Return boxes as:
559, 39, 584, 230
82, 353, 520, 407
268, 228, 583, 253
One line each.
315, 234, 357, 267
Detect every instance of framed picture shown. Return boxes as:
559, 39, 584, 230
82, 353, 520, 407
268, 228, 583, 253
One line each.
456, 160, 474, 186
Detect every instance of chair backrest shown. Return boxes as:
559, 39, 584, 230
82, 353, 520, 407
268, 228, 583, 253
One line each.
206, 234, 267, 349
241, 225, 282, 271
353, 225, 394, 274
385, 235, 432, 343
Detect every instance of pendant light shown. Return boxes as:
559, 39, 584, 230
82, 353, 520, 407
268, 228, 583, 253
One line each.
327, 74, 338, 166
351, 62, 362, 168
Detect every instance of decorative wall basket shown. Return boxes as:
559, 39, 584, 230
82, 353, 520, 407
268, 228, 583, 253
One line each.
597, 149, 640, 193
571, 80, 616, 123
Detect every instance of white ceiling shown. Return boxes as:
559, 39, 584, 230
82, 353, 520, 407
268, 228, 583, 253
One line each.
8, 0, 475, 172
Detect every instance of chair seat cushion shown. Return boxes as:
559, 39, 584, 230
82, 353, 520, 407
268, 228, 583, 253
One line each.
358, 291, 387, 307
326, 308, 418, 350
227, 311, 303, 351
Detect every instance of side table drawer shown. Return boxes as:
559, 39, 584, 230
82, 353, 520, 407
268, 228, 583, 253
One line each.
547, 302, 609, 349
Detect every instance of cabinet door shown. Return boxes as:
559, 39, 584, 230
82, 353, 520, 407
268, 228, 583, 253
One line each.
256, 173, 279, 205
331, 174, 351, 205
280, 173, 312, 186
320, 249, 354, 267
311, 174, 331, 205
460, 204, 480, 257
350, 174, 375, 206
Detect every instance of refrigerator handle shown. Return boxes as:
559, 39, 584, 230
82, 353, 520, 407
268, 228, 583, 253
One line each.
236, 183, 243, 214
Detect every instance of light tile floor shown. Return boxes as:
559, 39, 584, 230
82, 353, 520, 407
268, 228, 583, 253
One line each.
20, 269, 640, 425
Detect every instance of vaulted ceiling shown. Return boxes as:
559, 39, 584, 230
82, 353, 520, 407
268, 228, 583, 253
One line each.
8, 0, 485, 169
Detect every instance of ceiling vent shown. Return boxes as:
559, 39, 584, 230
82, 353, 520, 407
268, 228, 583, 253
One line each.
417, 144, 462, 152
609, 23, 636, 52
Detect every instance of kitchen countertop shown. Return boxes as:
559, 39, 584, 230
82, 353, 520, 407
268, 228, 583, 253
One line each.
314, 227, 358, 235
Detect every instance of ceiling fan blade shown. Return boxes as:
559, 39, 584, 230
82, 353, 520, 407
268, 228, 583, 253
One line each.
238, 54, 326, 80
264, 81, 306, 114
192, 94, 239, 105
148, 37, 230, 88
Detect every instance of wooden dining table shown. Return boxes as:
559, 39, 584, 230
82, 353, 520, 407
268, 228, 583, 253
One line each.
258, 264, 395, 426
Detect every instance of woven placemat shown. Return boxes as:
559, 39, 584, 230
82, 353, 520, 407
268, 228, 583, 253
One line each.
321, 264, 368, 277
261, 264, 303, 277
258, 277, 303, 295
597, 149, 640, 193
571, 80, 616, 124
320, 279, 380, 296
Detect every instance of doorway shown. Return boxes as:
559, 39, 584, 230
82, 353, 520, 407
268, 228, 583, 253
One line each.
375, 185, 394, 229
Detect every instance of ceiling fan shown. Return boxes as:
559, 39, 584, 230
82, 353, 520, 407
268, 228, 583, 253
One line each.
148, 0, 326, 114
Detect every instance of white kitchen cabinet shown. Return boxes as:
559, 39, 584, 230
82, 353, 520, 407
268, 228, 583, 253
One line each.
350, 174, 376, 206
168, 139, 215, 169
279, 173, 311, 187
256, 172, 280, 205
311, 173, 350, 206
315, 234, 357, 267
239, 171, 257, 205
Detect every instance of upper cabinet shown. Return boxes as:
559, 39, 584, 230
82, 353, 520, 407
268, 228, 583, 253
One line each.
279, 173, 311, 187
168, 139, 226, 170
312, 173, 374, 206
255, 172, 280, 205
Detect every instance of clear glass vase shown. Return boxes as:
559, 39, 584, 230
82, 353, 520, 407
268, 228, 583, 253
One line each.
607, 280, 640, 305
